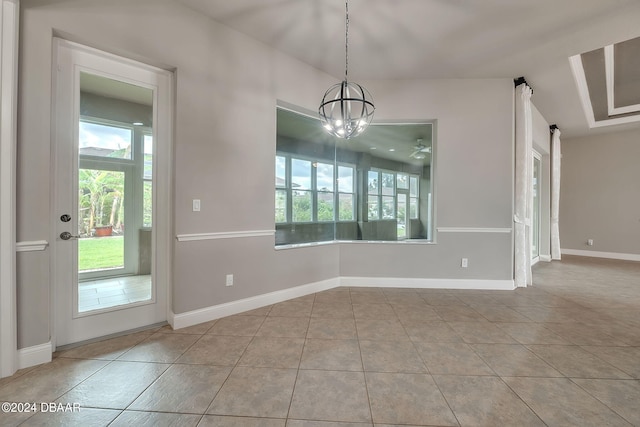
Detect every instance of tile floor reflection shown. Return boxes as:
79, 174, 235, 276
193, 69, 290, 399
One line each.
1, 255, 639, 426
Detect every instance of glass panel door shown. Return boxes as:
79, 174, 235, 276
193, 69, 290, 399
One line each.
532, 153, 541, 262
54, 38, 170, 346
76, 72, 155, 313
78, 168, 126, 273
397, 192, 408, 239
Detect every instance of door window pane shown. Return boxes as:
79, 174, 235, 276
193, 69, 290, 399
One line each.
143, 135, 153, 179
78, 169, 125, 272
79, 121, 132, 159
410, 176, 418, 197
397, 173, 408, 190
143, 180, 153, 228
397, 195, 407, 239
410, 198, 418, 219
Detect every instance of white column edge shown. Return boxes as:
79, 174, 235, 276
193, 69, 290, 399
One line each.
0, 0, 19, 379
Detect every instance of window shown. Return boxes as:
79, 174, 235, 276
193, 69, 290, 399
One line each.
367, 169, 419, 222
275, 155, 287, 223
291, 158, 312, 222
79, 121, 132, 159
275, 154, 355, 224
367, 170, 379, 220
338, 165, 355, 221
78, 119, 152, 234
276, 107, 434, 245
409, 176, 419, 219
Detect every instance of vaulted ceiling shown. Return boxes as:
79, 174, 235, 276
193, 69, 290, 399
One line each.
176, 0, 640, 138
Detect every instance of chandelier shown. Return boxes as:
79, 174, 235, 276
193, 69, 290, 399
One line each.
319, 0, 375, 139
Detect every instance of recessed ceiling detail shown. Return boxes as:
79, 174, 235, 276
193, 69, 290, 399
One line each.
570, 36, 640, 129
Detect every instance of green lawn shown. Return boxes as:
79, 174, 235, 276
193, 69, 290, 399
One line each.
78, 236, 124, 271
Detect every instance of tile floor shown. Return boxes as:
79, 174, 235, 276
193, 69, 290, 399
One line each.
78, 275, 152, 313
1, 255, 640, 426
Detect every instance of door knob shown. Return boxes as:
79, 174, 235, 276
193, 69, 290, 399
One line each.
60, 231, 80, 240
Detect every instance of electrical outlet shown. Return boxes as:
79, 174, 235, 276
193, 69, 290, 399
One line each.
587, 239, 594, 246
461, 258, 468, 268
192, 199, 201, 212
225, 274, 234, 286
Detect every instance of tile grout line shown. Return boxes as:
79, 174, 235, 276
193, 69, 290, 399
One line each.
284, 292, 315, 423
351, 287, 376, 426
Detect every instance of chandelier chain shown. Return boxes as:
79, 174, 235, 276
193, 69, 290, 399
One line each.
318, 0, 374, 139
345, 0, 349, 81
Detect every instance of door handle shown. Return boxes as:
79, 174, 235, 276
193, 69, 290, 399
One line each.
60, 231, 80, 240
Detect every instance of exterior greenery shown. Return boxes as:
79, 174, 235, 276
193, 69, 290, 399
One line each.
78, 169, 124, 236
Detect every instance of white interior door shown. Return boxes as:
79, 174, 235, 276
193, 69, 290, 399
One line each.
53, 39, 172, 347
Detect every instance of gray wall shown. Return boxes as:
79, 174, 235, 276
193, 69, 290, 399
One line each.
17, 0, 514, 349
341, 79, 514, 278
560, 128, 640, 255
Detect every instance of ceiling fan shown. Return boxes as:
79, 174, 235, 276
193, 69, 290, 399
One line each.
410, 139, 431, 160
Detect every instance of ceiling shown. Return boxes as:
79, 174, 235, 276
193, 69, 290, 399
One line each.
177, 0, 640, 139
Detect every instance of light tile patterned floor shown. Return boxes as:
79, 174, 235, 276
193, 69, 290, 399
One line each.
78, 275, 151, 312
1, 255, 640, 426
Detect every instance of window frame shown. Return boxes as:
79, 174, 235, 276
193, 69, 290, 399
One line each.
367, 168, 420, 222
275, 152, 357, 224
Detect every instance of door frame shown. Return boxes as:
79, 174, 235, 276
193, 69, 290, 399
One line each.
0, 0, 19, 378
51, 38, 173, 349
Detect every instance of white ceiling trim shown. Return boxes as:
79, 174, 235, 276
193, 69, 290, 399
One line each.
605, 44, 640, 116
569, 54, 597, 128
570, 53, 640, 130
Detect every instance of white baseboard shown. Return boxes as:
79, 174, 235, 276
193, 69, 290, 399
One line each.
539, 255, 552, 262
341, 277, 515, 290
18, 341, 52, 369
171, 275, 517, 330
561, 249, 640, 262
171, 278, 340, 330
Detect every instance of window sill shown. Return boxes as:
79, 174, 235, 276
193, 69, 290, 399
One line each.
274, 239, 435, 250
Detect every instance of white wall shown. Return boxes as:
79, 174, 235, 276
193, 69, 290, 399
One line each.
560, 128, 640, 257
17, 0, 515, 349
